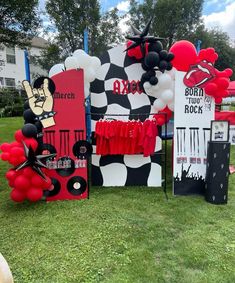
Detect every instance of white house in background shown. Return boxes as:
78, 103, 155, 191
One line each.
0, 37, 48, 89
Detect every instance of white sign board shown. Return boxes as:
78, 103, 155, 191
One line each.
173, 71, 215, 195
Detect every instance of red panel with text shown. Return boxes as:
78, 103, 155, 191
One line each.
42, 69, 87, 201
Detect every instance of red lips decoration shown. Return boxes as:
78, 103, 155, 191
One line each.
169, 41, 233, 104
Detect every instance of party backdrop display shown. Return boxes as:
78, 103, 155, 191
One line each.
173, 71, 215, 195
90, 44, 163, 186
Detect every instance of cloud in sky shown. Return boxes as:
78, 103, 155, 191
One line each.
202, 1, 235, 41
117, 0, 130, 12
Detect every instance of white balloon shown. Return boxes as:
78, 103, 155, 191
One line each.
161, 89, 174, 103
152, 83, 160, 92
84, 68, 96, 82
143, 81, 151, 90
90, 56, 101, 71
64, 56, 78, 70
168, 101, 174, 111
73, 49, 86, 58
167, 68, 176, 81
49, 64, 65, 77
153, 98, 166, 111
77, 53, 91, 69
158, 73, 172, 89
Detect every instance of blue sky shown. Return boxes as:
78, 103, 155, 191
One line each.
39, 0, 235, 41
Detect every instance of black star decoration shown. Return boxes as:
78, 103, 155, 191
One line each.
125, 18, 166, 55
14, 141, 56, 180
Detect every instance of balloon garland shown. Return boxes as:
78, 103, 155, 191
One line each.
0, 130, 52, 202
169, 41, 233, 104
125, 19, 175, 125
49, 49, 101, 99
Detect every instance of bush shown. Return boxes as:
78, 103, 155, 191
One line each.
0, 88, 26, 117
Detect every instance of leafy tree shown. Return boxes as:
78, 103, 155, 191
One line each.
0, 0, 41, 46
46, 0, 100, 55
188, 26, 235, 80
31, 43, 63, 72
37, 2, 123, 70
128, 0, 204, 46
94, 8, 124, 57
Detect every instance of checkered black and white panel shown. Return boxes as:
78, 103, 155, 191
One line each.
90, 44, 162, 187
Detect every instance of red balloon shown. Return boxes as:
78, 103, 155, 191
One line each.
14, 175, 31, 191
14, 130, 25, 142
1, 152, 10, 161
24, 138, 38, 151
127, 40, 143, 60
11, 188, 26, 202
6, 170, 18, 181
8, 156, 21, 166
0, 143, 11, 152
217, 77, 229, 89
204, 83, 218, 95
10, 141, 22, 148
10, 147, 24, 157
31, 175, 45, 188
215, 97, 222, 104
27, 188, 43, 202
22, 167, 35, 177
169, 40, 198, 72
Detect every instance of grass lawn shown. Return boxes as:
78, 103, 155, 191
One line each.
0, 117, 235, 283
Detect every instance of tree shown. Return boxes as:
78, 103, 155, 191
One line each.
37, 1, 123, 70
31, 43, 63, 72
188, 26, 235, 80
128, 0, 204, 47
46, 0, 100, 55
94, 8, 124, 57
0, 0, 41, 46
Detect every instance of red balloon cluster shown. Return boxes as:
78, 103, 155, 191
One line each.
169, 41, 233, 104
126, 40, 144, 60
154, 106, 172, 126
0, 130, 52, 202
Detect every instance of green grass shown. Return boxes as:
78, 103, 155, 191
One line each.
0, 117, 235, 283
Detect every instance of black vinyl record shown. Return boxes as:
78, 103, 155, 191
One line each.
56, 157, 75, 177
38, 143, 57, 155
67, 176, 87, 196
44, 178, 61, 197
72, 140, 93, 158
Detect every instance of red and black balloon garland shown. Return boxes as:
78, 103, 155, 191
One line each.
0, 77, 56, 203
0, 130, 52, 202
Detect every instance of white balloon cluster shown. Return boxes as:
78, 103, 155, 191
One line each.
143, 68, 176, 112
48, 49, 101, 98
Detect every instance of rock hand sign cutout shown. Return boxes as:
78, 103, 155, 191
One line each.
22, 78, 56, 128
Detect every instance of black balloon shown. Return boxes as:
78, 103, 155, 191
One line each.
23, 109, 36, 123
22, 123, 38, 138
141, 61, 149, 71
35, 121, 43, 132
147, 69, 156, 78
144, 52, 159, 68
149, 76, 158, 85
148, 41, 163, 53
166, 62, 173, 71
159, 60, 168, 70
166, 52, 174, 61
23, 100, 30, 110
141, 72, 151, 82
159, 50, 168, 60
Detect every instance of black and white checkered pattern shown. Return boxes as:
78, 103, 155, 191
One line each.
90, 44, 162, 187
